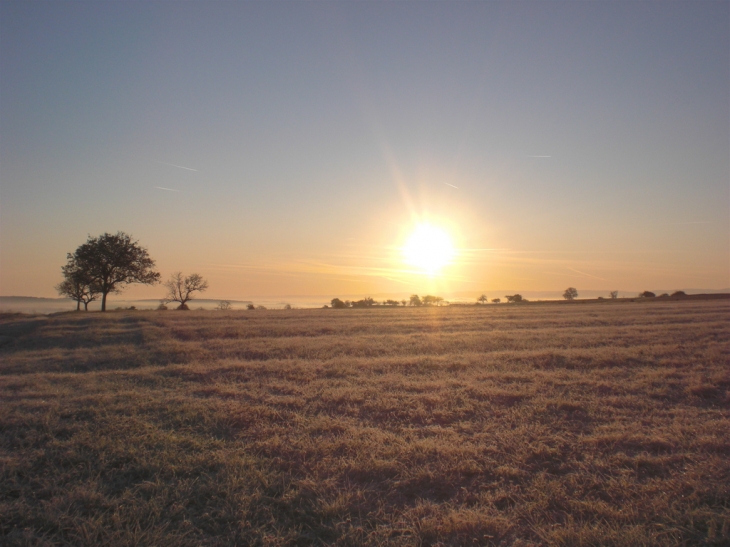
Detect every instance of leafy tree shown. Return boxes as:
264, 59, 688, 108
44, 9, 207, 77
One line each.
671, 291, 686, 297
639, 291, 656, 298
331, 298, 347, 309
55, 263, 100, 311
385, 299, 400, 306
477, 294, 488, 304
505, 294, 523, 303
409, 294, 422, 307
164, 272, 209, 310
247, 303, 255, 310
491, 298, 501, 304
401, 300, 407, 307
67, 232, 160, 311
563, 287, 578, 301
609, 291, 618, 299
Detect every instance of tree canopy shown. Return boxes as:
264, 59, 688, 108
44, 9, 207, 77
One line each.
67, 232, 160, 311
563, 287, 578, 301
56, 263, 100, 311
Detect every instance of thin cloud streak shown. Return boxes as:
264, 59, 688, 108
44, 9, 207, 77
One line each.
154, 186, 179, 192
157, 161, 198, 172
567, 267, 607, 281
442, 182, 459, 189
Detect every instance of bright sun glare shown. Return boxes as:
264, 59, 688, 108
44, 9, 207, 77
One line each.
403, 223, 455, 275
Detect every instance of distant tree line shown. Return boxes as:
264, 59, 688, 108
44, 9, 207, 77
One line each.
328, 294, 447, 308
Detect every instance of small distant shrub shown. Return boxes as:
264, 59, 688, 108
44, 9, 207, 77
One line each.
671, 291, 687, 297
216, 301, 231, 310
246, 304, 255, 310
283, 303, 292, 310
639, 291, 656, 298
563, 287, 578, 301
658, 293, 669, 298
256, 305, 267, 310
492, 298, 501, 304
157, 301, 168, 311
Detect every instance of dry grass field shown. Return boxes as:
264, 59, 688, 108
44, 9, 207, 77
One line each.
1, 300, 728, 546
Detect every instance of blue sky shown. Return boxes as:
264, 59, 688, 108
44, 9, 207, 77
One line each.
1, 1, 728, 299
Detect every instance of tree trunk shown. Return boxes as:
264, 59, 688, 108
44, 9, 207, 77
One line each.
76, 301, 80, 311
101, 292, 107, 312
84, 301, 89, 311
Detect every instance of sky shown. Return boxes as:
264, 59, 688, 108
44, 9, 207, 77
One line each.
1, 0, 728, 302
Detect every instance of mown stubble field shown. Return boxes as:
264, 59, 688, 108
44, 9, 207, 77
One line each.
1, 300, 728, 546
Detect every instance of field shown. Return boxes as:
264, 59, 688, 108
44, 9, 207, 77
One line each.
1, 301, 728, 546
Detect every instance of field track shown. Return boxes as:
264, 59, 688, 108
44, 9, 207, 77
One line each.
1, 300, 728, 546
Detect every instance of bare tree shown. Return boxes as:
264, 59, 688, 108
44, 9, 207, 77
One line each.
563, 287, 578, 301
163, 272, 209, 310
477, 294, 488, 304
609, 291, 618, 299
216, 300, 231, 310
67, 232, 160, 311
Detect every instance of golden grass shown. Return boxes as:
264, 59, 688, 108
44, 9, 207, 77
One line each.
1, 301, 728, 546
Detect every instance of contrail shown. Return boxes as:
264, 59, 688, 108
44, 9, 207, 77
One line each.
671, 220, 712, 225
154, 186, 179, 192
567, 267, 606, 281
157, 161, 198, 172
442, 182, 459, 189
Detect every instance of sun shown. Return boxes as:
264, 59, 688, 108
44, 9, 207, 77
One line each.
403, 223, 455, 275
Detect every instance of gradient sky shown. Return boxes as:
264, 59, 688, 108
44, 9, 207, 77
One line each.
1, 0, 728, 301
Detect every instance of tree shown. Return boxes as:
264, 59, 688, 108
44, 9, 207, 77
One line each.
671, 291, 686, 297
492, 298, 501, 304
409, 294, 422, 307
563, 287, 578, 301
163, 272, 209, 310
639, 291, 656, 298
401, 300, 407, 307
216, 300, 231, 310
331, 298, 346, 309
477, 294, 488, 305
55, 262, 100, 311
505, 294, 523, 303
609, 291, 618, 299
67, 232, 160, 311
